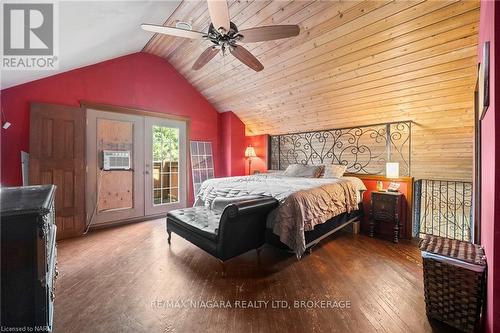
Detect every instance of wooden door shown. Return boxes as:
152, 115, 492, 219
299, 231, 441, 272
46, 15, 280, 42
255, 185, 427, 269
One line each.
29, 103, 85, 239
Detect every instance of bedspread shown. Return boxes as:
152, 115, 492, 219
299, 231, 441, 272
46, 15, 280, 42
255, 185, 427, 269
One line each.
273, 180, 358, 257
194, 173, 364, 257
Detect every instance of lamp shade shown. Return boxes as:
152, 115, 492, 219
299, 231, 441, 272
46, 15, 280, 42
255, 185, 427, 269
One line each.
386, 162, 400, 179
245, 145, 256, 158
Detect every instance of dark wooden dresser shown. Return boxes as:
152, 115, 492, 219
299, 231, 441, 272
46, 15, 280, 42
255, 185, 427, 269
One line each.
1, 185, 57, 332
369, 191, 404, 243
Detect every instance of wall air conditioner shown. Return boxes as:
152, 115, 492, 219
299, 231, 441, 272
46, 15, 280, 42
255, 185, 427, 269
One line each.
101, 150, 131, 171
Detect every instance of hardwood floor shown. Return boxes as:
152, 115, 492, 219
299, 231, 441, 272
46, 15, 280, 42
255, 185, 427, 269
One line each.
53, 219, 458, 333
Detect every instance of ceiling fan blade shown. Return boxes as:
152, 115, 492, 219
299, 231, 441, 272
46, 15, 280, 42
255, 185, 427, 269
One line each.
192, 46, 220, 70
238, 25, 300, 43
207, 0, 230, 33
141, 24, 206, 39
230, 45, 264, 72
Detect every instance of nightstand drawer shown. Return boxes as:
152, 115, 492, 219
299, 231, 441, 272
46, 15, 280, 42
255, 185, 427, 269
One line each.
369, 191, 405, 243
373, 209, 394, 220
372, 200, 396, 219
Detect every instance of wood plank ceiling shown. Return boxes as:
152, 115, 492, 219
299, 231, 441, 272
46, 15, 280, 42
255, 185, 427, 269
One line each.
144, 0, 480, 181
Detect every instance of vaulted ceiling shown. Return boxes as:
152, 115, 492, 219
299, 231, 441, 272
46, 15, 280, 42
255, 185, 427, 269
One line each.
144, 0, 480, 180
144, 0, 479, 133
1, 1, 181, 89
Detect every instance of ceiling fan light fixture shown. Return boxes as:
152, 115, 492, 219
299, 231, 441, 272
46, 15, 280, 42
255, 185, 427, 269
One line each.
142, 0, 300, 72
175, 21, 192, 31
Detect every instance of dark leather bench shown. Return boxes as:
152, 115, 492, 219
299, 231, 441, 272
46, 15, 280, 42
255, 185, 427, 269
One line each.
166, 196, 279, 263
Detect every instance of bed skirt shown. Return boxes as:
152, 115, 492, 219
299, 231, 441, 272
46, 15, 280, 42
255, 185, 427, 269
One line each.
266, 203, 364, 252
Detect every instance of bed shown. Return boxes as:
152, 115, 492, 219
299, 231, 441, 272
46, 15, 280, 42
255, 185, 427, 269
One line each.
194, 171, 366, 258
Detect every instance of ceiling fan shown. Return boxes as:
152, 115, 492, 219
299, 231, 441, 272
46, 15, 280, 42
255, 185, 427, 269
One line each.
141, 0, 300, 72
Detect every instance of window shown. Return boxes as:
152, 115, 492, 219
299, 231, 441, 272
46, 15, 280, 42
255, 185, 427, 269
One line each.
190, 141, 214, 195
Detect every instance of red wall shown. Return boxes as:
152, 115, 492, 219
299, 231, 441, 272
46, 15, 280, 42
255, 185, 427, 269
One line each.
219, 111, 246, 177
478, 1, 500, 332
244, 134, 268, 175
0, 52, 222, 204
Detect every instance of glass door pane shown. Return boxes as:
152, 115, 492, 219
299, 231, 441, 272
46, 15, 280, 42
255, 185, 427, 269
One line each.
152, 126, 179, 205
145, 117, 187, 216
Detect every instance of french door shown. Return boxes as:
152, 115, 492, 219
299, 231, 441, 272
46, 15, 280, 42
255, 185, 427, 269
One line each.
144, 117, 187, 216
86, 109, 187, 226
86, 110, 145, 225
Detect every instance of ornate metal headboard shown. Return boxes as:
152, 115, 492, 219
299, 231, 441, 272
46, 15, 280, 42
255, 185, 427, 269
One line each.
269, 121, 412, 176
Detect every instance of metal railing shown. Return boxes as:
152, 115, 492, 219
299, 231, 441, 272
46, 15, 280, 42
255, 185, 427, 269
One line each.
414, 179, 473, 241
269, 121, 412, 176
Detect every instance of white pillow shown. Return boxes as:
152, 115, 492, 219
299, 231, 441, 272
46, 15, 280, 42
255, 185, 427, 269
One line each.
283, 164, 323, 178
323, 164, 347, 178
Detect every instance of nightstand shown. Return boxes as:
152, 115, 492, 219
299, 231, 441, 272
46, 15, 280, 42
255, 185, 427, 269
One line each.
369, 191, 404, 243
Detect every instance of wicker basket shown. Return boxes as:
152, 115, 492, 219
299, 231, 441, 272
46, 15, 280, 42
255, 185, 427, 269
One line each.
420, 235, 486, 332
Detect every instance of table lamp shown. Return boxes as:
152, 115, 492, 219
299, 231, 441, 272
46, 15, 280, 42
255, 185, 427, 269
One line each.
386, 162, 400, 192
245, 145, 256, 174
